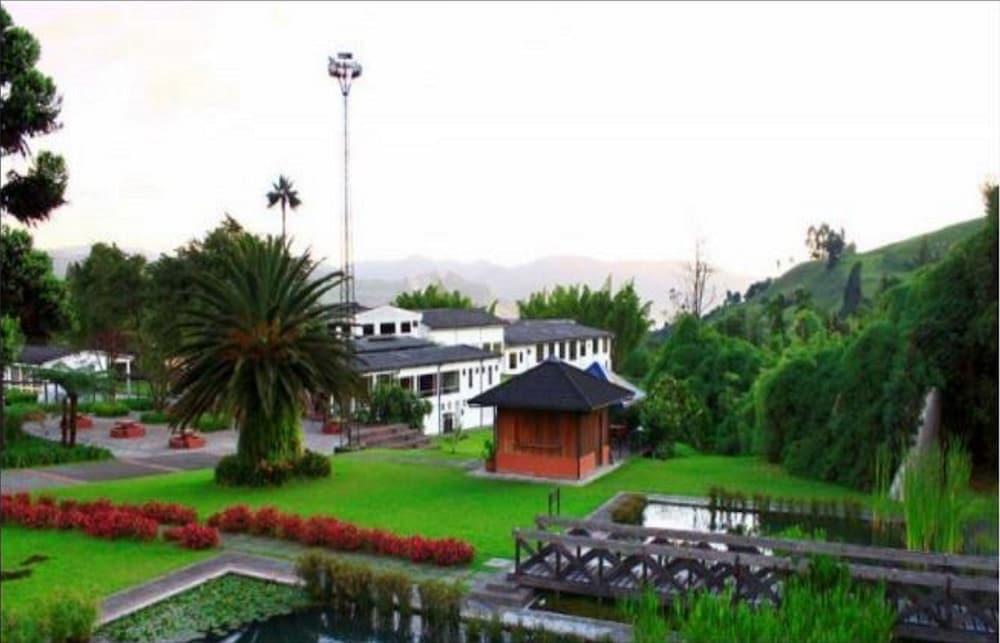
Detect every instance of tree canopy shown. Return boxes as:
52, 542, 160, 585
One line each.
0, 6, 67, 225
517, 279, 651, 369
0, 227, 70, 341
393, 283, 474, 310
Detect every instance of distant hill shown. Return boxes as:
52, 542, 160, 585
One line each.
736, 218, 984, 315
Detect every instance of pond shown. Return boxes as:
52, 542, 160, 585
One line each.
641, 501, 905, 547
196, 607, 418, 642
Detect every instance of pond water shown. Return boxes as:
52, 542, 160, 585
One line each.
196, 608, 421, 643
642, 502, 905, 548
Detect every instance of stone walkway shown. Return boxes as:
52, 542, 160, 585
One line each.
2, 415, 345, 493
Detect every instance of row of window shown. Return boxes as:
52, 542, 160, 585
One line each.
504, 337, 612, 369
364, 363, 501, 398
360, 320, 416, 337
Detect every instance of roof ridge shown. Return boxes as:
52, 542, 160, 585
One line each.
557, 360, 596, 409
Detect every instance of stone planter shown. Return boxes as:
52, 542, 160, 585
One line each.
110, 421, 146, 439
75, 415, 94, 429
169, 433, 206, 449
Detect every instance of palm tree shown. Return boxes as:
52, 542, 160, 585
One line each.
266, 175, 301, 238
169, 236, 360, 468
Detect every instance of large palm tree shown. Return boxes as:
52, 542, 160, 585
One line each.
266, 175, 301, 238
169, 236, 359, 466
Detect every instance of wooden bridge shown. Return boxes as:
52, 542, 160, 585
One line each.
512, 516, 999, 642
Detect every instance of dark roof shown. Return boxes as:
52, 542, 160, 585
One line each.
331, 302, 371, 316
504, 319, 611, 346
353, 336, 434, 353
16, 344, 77, 365
468, 359, 633, 412
420, 308, 505, 329
355, 343, 497, 373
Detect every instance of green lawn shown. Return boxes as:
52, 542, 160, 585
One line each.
429, 427, 492, 458
25, 451, 866, 568
0, 525, 212, 612
3, 449, 994, 613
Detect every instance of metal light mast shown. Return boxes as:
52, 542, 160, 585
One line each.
328, 52, 362, 330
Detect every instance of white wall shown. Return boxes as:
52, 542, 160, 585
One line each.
354, 305, 422, 337
503, 336, 612, 375
424, 326, 504, 353
361, 355, 502, 435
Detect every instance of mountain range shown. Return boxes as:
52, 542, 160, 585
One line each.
45, 247, 757, 328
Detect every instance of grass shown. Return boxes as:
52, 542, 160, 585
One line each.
26, 452, 868, 568
0, 525, 212, 613
429, 427, 492, 458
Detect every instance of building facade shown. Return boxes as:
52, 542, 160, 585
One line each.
349, 305, 616, 436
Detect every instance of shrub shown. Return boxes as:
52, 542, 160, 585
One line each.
610, 494, 647, 524
1, 592, 97, 643
4, 390, 37, 406
373, 570, 413, 617
418, 579, 464, 632
135, 500, 198, 525
195, 412, 231, 432
139, 410, 170, 424
122, 397, 154, 411
214, 450, 331, 487
674, 558, 895, 643
164, 523, 220, 549
355, 382, 431, 429
1, 413, 112, 469
295, 551, 330, 601
206, 504, 475, 567
92, 401, 130, 417
206, 504, 254, 532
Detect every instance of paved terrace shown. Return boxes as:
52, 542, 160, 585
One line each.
1, 415, 344, 493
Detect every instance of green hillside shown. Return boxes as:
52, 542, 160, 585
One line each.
744, 218, 984, 313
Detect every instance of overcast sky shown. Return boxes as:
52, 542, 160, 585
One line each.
6, 1, 999, 277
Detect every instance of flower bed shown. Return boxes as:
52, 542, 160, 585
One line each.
207, 505, 474, 566
164, 523, 220, 549
110, 421, 146, 439
169, 433, 206, 449
0, 494, 213, 549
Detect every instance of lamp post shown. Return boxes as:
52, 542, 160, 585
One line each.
328, 52, 362, 328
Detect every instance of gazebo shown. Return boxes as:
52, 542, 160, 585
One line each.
469, 359, 633, 480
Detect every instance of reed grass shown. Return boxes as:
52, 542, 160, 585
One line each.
902, 441, 972, 553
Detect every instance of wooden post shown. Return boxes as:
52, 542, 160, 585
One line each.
514, 536, 521, 576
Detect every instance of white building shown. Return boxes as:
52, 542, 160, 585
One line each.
347, 305, 618, 435
354, 335, 501, 435
3, 344, 137, 400
502, 319, 612, 376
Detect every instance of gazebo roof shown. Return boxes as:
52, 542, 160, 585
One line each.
468, 358, 633, 412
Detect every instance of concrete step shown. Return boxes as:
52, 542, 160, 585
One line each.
467, 585, 536, 609
355, 423, 410, 440
361, 429, 431, 450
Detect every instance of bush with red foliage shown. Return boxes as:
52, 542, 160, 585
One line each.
206, 504, 254, 532
164, 523, 220, 550
204, 504, 474, 566
135, 501, 198, 525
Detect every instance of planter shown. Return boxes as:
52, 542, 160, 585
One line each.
110, 421, 146, 439
169, 433, 206, 449
322, 421, 343, 435
75, 415, 94, 429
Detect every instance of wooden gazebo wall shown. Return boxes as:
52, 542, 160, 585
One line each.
494, 407, 609, 479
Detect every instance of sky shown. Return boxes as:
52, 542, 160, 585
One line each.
5, 1, 999, 278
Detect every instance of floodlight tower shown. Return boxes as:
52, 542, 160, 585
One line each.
328, 52, 362, 330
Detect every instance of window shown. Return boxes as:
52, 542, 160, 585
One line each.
362, 324, 375, 336
569, 341, 577, 360
441, 371, 459, 394
400, 321, 411, 333
581, 341, 587, 357
482, 343, 490, 352
558, 342, 565, 359
468, 369, 473, 388
493, 342, 503, 354
536, 343, 544, 363
418, 373, 436, 397
376, 374, 393, 388
399, 376, 413, 391
549, 342, 556, 358
603, 337, 610, 353
487, 367, 493, 385
379, 322, 395, 335
592, 338, 599, 354
508, 352, 517, 370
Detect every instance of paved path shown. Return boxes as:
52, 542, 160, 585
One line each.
2, 415, 345, 493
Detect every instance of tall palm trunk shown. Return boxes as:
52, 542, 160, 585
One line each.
281, 202, 287, 238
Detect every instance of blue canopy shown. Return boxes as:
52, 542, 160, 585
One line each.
585, 361, 646, 408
